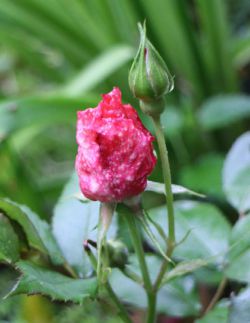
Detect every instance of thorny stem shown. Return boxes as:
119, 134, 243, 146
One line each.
84, 242, 132, 323
125, 213, 156, 323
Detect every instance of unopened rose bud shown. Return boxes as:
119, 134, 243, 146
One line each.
75, 87, 156, 202
129, 23, 174, 116
106, 239, 128, 269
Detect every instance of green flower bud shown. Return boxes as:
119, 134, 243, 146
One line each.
106, 239, 128, 269
129, 23, 174, 109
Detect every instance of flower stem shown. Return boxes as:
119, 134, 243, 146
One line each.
84, 242, 132, 323
151, 114, 175, 245
151, 113, 176, 291
105, 284, 132, 323
125, 213, 156, 323
153, 244, 174, 291
97, 202, 116, 283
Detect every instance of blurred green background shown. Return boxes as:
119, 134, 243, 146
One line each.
0, 0, 250, 322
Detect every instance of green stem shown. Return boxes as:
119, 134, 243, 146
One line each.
105, 284, 132, 323
97, 202, 116, 283
125, 213, 156, 323
151, 114, 175, 245
150, 113, 176, 291
153, 244, 174, 291
85, 244, 132, 323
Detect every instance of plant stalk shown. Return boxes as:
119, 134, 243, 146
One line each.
97, 202, 116, 282
84, 243, 132, 323
125, 213, 156, 323
150, 113, 176, 291
151, 114, 175, 245
153, 244, 174, 291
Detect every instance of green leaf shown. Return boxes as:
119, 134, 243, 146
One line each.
199, 95, 250, 130
110, 255, 201, 316
0, 214, 19, 263
225, 215, 250, 282
0, 266, 20, 299
52, 172, 117, 277
194, 266, 224, 285
161, 106, 184, 137
140, 0, 207, 99
64, 45, 134, 96
223, 132, 250, 213
0, 94, 98, 149
146, 181, 204, 198
232, 28, 250, 68
179, 154, 224, 197
228, 287, 250, 323
195, 0, 236, 92
147, 201, 231, 263
0, 198, 64, 265
157, 275, 201, 317
163, 259, 209, 284
196, 300, 229, 323
7, 261, 97, 303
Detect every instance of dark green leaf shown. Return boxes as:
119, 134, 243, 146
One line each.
7, 261, 97, 303
223, 132, 250, 213
0, 214, 19, 263
0, 198, 64, 265
199, 95, 250, 130
0, 266, 20, 299
52, 172, 117, 276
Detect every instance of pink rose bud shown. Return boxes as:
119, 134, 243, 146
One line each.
75, 87, 156, 202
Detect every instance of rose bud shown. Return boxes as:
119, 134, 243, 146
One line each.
129, 23, 174, 116
75, 87, 156, 202
106, 239, 129, 269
